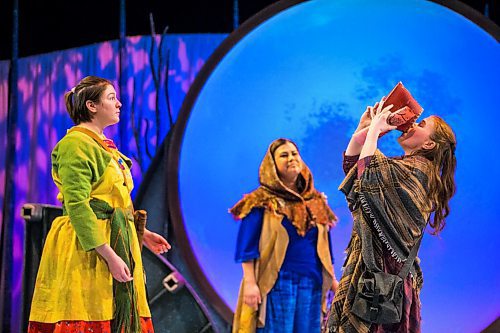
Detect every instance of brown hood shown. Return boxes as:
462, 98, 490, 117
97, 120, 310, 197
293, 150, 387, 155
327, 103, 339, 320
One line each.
230, 141, 338, 236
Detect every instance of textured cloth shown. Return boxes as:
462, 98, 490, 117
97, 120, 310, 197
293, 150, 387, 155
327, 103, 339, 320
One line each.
29, 128, 151, 324
256, 271, 322, 333
327, 150, 431, 333
28, 317, 154, 333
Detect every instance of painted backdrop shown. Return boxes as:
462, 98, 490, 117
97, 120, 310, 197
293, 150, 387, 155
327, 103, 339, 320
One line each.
176, 1, 500, 332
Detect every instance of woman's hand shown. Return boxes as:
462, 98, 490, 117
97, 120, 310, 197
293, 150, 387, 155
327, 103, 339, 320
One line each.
355, 106, 373, 133
346, 98, 386, 155
359, 100, 397, 159
107, 253, 134, 282
368, 100, 397, 134
241, 261, 260, 310
243, 280, 262, 310
355, 99, 383, 133
95, 244, 133, 282
143, 229, 171, 254
369, 97, 396, 134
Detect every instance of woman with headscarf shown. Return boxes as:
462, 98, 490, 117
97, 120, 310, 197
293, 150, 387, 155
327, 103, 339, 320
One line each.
231, 138, 339, 333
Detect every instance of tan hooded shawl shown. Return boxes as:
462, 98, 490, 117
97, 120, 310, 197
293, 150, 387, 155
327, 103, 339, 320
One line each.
230, 143, 337, 233
327, 150, 432, 333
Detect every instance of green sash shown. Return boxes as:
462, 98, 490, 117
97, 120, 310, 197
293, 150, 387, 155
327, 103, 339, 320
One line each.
89, 199, 141, 333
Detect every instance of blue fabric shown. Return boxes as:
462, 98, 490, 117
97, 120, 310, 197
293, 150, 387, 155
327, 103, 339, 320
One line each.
234, 208, 330, 285
234, 208, 264, 262
256, 271, 322, 333
280, 218, 323, 286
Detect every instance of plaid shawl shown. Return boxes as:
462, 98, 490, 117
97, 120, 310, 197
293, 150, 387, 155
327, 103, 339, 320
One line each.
229, 143, 337, 235
327, 150, 431, 333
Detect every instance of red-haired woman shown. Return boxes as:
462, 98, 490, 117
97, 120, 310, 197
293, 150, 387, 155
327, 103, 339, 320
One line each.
328, 99, 457, 333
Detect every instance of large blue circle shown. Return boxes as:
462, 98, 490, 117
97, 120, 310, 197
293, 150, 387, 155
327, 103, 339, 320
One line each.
178, 0, 499, 330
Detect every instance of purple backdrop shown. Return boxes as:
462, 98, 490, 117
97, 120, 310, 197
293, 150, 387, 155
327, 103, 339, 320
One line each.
0, 34, 226, 332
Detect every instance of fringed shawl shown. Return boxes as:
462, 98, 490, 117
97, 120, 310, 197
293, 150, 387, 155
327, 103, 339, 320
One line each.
230, 143, 337, 236
328, 150, 432, 333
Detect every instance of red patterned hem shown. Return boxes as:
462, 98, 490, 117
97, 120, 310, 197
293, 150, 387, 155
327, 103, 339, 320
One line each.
28, 317, 154, 333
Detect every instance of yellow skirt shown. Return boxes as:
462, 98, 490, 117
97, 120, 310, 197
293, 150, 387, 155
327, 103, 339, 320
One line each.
29, 215, 151, 322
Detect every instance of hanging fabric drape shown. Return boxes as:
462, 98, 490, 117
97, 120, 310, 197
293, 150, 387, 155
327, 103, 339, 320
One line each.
0, 33, 226, 333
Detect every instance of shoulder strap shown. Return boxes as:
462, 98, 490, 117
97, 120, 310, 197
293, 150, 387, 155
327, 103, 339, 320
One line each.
359, 217, 425, 279
398, 228, 424, 279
